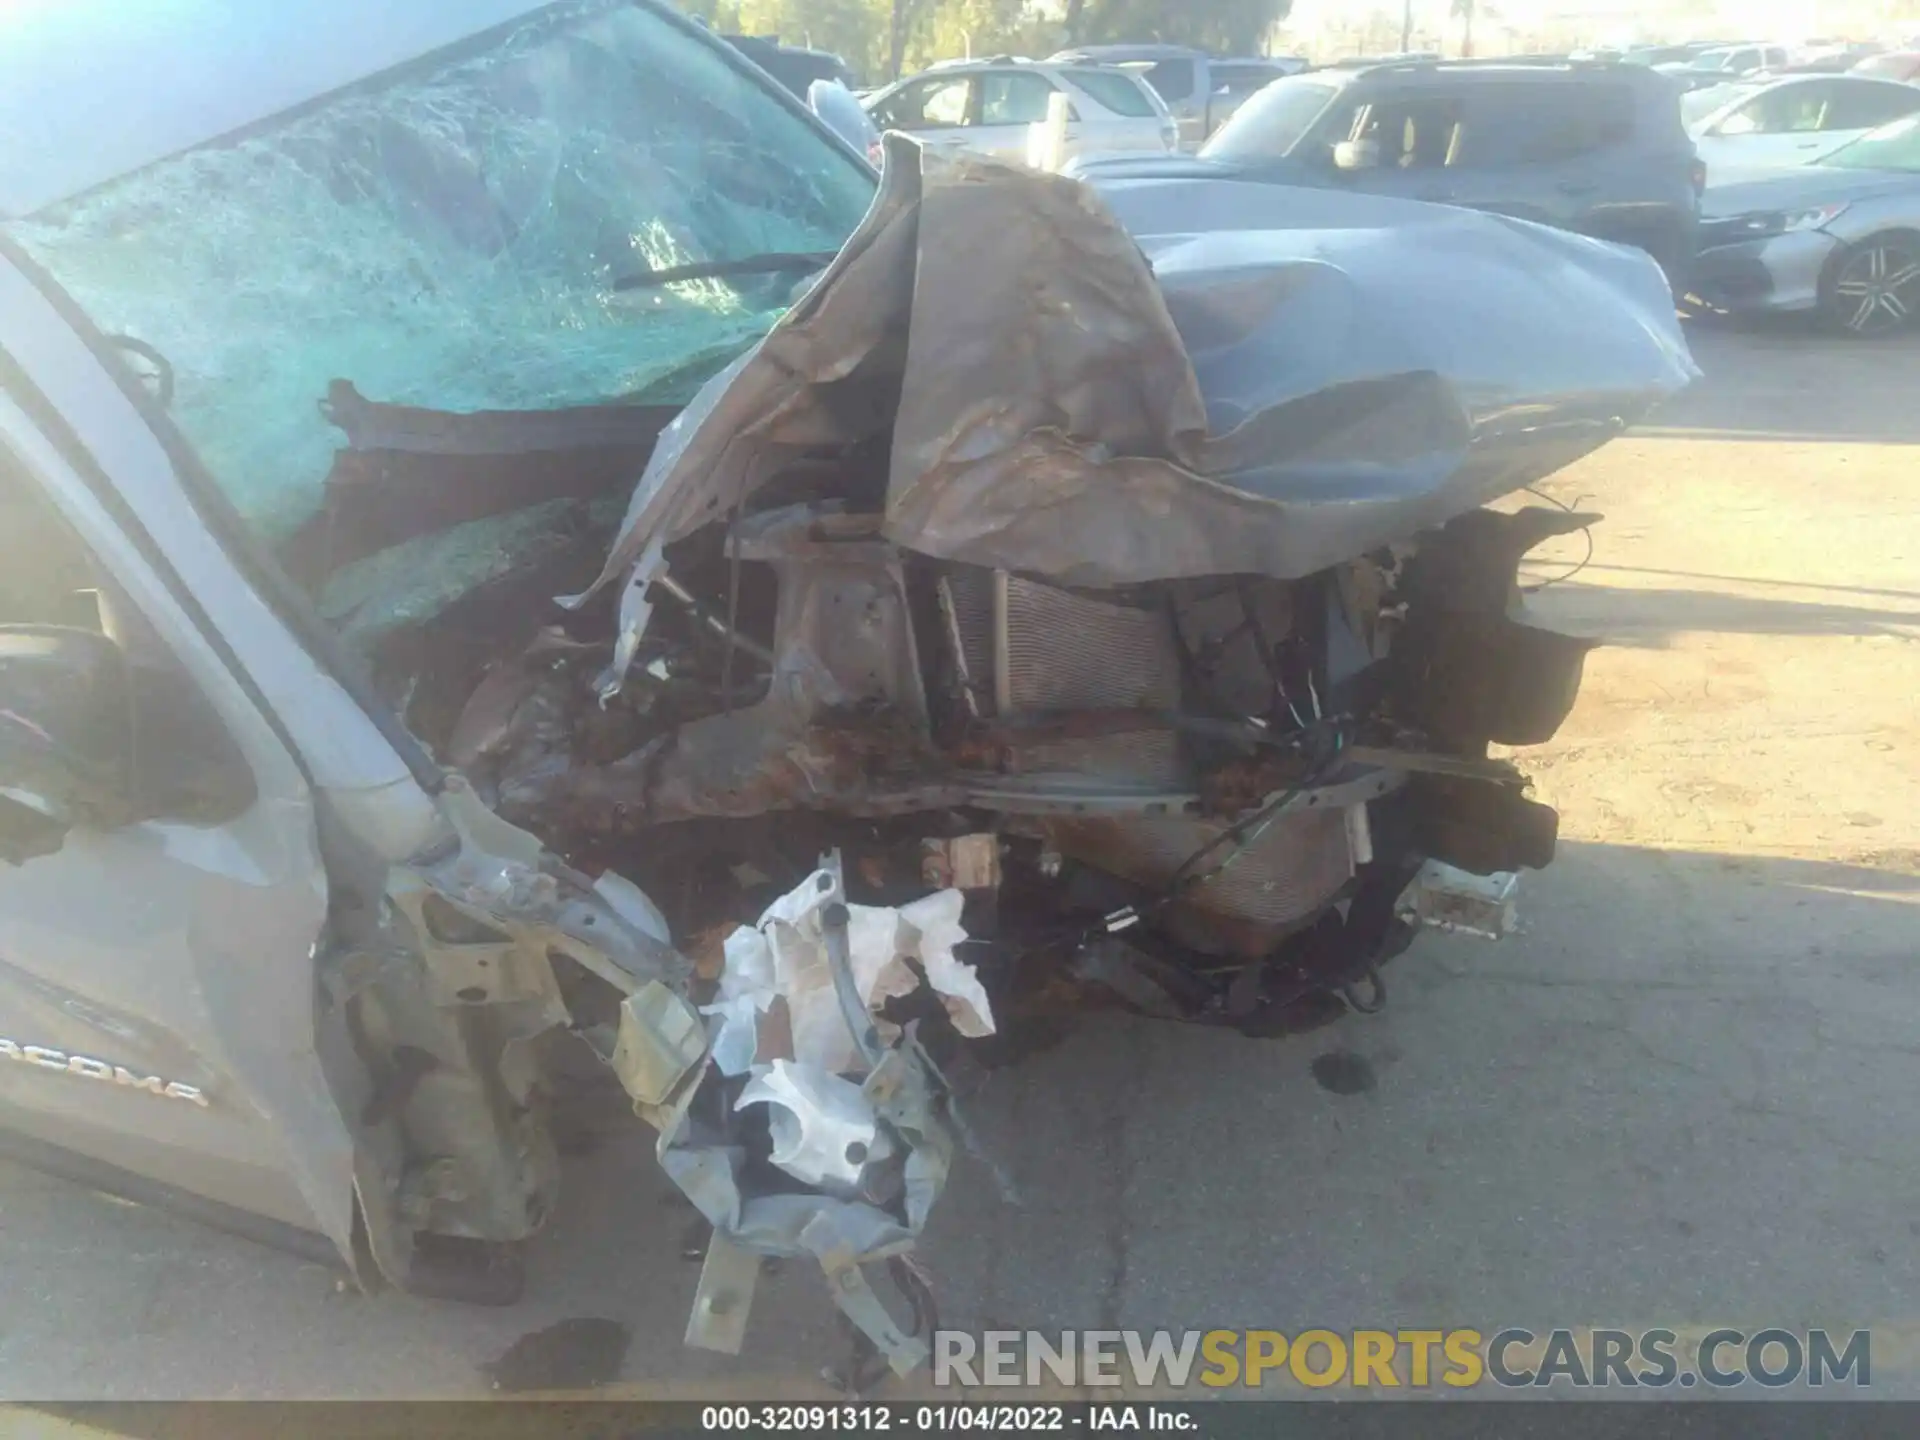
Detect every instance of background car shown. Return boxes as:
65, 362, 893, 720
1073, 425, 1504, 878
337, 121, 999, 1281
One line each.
721, 33, 854, 97
1625, 42, 1735, 67
1766, 41, 1885, 74
1689, 113, 1920, 334
1066, 60, 1703, 280
809, 78, 882, 167
1689, 74, 1920, 173
864, 58, 1177, 162
1045, 45, 1310, 148
1851, 51, 1920, 81
1660, 45, 1793, 90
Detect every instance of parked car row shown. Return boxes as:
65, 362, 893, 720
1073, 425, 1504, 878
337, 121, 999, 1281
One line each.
856, 48, 1920, 338
1066, 61, 1705, 281
863, 57, 1179, 163
1045, 45, 1311, 147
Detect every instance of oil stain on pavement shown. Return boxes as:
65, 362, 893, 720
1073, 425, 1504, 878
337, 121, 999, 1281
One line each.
482, 1317, 632, 1392
1311, 1050, 1377, 1096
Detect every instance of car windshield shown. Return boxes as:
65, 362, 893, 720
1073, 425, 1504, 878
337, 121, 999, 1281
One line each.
1818, 112, 1920, 170
4, 0, 876, 549
1201, 78, 1340, 162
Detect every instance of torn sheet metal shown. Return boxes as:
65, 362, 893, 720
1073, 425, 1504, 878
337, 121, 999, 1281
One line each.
704, 866, 995, 1078
574, 135, 1695, 693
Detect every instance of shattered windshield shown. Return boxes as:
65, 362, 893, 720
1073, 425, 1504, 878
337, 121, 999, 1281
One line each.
5, 0, 876, 548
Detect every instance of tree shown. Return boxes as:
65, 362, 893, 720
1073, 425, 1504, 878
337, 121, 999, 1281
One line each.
1063, 0, 1089, 45
887, 0, 929, 79
1076, 0, 1290, 54
693, 0, 1294, 82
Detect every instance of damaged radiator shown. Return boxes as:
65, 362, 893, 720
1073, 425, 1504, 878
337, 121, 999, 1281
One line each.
939, 565, 1357, 951
940, 567, 1187, 786
941, 568, 1183, 716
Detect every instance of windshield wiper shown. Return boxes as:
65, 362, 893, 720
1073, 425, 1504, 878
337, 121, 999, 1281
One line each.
611, 250, 838, 292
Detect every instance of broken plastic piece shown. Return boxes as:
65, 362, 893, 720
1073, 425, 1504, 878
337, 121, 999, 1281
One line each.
1397, 860, 1520, 939
705, 866, 995, 1077
736, 1060, 893, 1193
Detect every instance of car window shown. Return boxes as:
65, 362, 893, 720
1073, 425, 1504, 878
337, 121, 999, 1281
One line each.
1321, 94, 1467, 170
1457, 82, 1634, 163
873, 75, 974, 130
1823, 80, 1920, 130
1212, 63, 1282, 98
0, 452, 100, 630
1201, 78, 1340, 161
1684, 82, 1760, 124
1852, 53, 1920, 78
1142, 58, 1198, 103
1067, 69, 1158, 118
1716, 81, 1835, 135
978, 71, 1059, 126
1821, 111, 1920, 169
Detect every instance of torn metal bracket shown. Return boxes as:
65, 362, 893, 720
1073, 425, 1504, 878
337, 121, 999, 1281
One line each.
685, 1229, 762, 1356
408, 775, 692, 999
607, 981, 710, 1109
811, 1231, 931, 1379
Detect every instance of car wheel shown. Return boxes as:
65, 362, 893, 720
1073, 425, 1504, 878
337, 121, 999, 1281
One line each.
1819, 233, 1920, 337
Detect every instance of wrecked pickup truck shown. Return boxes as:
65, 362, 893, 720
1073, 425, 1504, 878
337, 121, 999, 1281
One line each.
0, 0, 1695, 1381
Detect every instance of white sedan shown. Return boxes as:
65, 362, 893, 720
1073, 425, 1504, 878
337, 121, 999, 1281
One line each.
1690, 74, 1920, 174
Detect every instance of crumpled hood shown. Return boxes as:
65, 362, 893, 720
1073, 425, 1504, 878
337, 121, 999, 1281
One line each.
572, 137, 1697, 689
1057, 151, 1249, 182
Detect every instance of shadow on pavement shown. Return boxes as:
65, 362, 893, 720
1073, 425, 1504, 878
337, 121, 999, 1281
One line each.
1642, 321, 1920, 445
1522, 580, 1920, 647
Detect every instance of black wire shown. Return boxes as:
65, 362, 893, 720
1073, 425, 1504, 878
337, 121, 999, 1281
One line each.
719, 487, 749, 714
1520, 483, 1596, 592
1162, 774, 1314, 899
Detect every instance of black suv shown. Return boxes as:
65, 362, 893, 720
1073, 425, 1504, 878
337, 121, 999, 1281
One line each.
1068, 60, 1704, 279
722, 33, 855, 99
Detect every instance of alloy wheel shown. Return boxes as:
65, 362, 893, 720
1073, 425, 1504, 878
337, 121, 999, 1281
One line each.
1829, 240, 1920, 336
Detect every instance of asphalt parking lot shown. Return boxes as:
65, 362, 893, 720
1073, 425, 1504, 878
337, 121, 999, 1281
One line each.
2, 319, 1917, 1402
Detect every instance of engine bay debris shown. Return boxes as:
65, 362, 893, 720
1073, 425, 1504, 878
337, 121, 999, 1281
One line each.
285, 139, 1694, 1374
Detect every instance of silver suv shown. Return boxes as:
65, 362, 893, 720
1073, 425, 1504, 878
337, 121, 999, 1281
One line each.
863, 59, 1178, 162
1049, 45, 1313, 148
